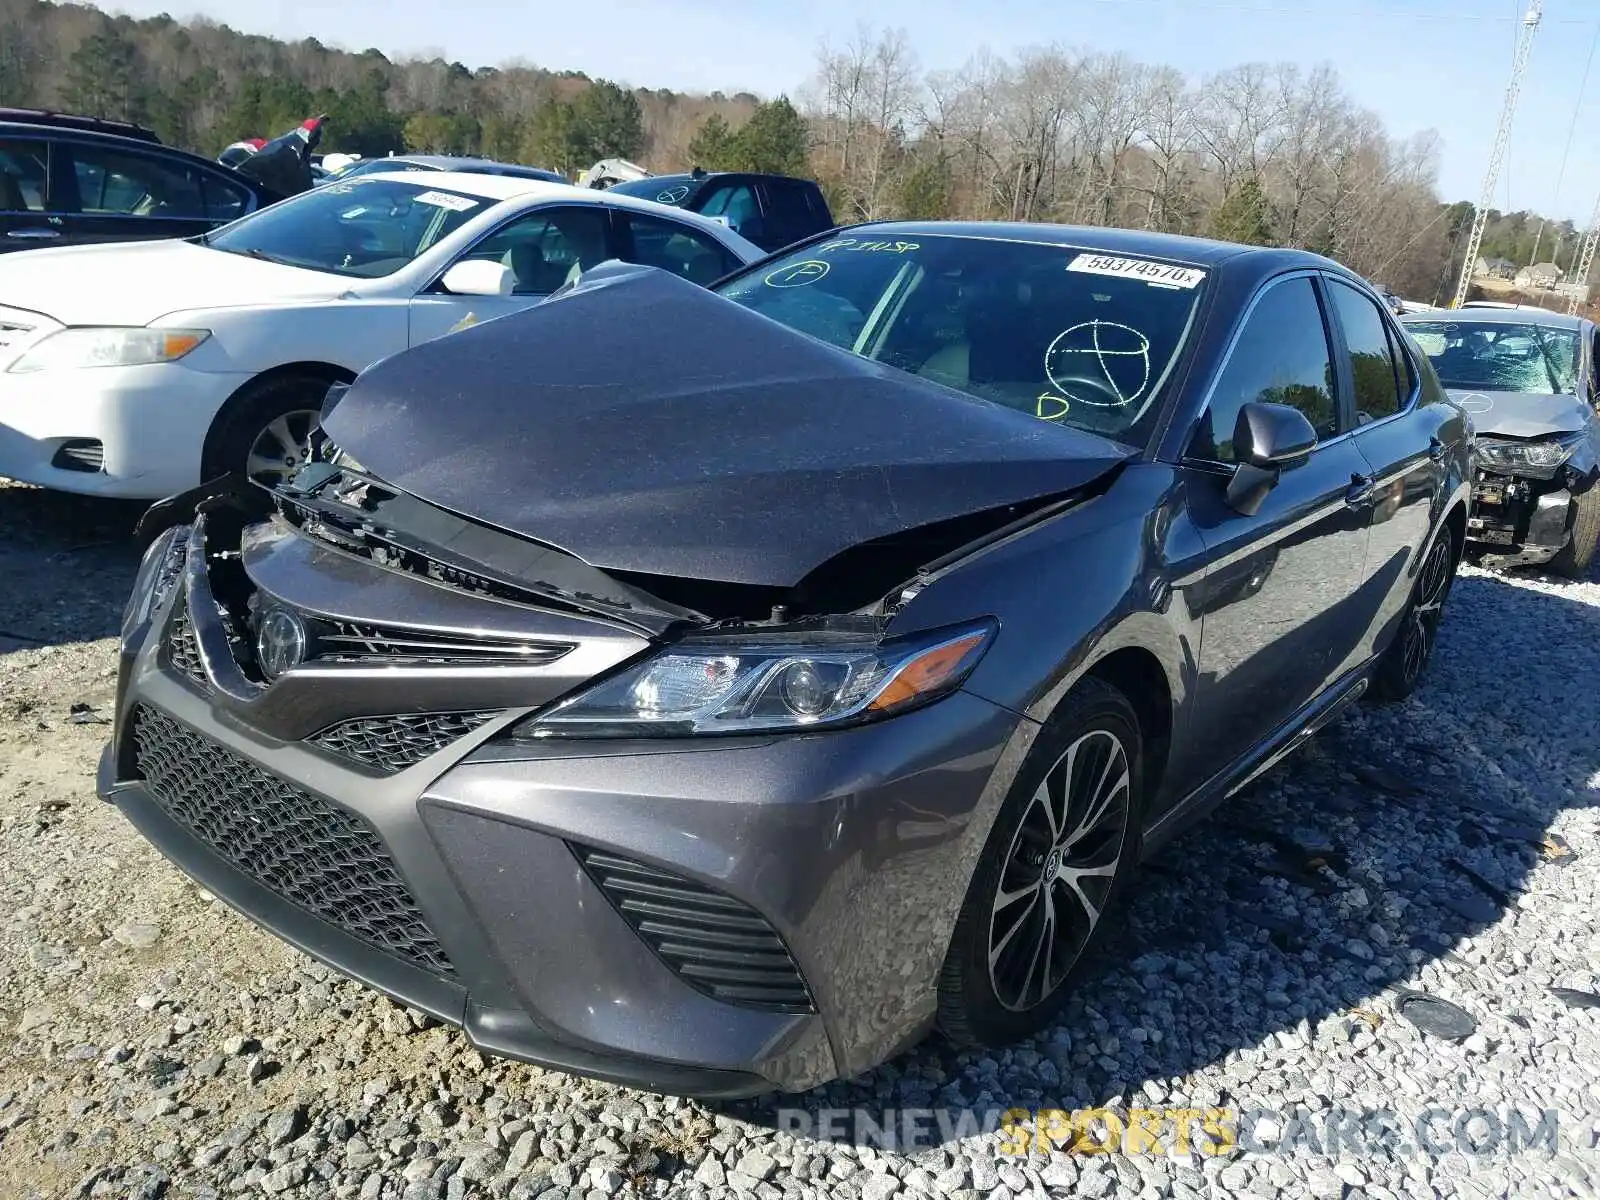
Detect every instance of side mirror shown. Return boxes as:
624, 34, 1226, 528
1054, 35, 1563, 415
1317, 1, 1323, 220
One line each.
1233, 401, 1318, 467
440, 259, 514, 297
1225, 401, 1319, 516
733, 215, 766, 242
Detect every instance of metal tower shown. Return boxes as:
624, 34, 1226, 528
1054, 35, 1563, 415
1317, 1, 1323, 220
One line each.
1452, 1, 1544, 309
1569, 193, 1600, 315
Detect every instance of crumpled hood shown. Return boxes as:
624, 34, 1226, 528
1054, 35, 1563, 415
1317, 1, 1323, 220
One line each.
0, 239, 351, 326
323, 261, 1136, 587
1447, 389, 1593, 438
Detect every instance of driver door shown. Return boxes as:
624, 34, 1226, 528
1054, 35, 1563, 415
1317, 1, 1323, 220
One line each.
1174, 273, 1373, 786
408, 204, 617, 346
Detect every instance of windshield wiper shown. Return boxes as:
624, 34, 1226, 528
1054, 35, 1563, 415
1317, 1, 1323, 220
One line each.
218, 245, 291, 266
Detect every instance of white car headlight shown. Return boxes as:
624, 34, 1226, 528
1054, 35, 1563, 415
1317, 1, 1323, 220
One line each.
1473, 431, 1585, 476
7, 327, 211, 373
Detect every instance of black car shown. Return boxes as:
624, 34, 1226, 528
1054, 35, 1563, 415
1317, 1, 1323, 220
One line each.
605, 169, 833, 253
104, 223, 1471, 1097
0, 120, 281, 252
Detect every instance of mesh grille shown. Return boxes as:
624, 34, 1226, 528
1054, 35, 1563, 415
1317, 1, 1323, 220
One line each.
309, 711, 500, 773
577, 847, 814, 1013
166, 599, 208, 687
132, 705, 454, 977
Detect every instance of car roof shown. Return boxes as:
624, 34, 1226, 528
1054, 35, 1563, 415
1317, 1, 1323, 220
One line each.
0, 108, 161, 142
1400, 305, 1587, 331
383, 155, 558, 174
345, 169, 760, 236
349, 171, 581, 201
835, 219, 1339, 273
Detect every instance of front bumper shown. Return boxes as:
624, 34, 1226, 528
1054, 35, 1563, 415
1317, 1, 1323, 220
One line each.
1465, 474, 1573, 566
0, 361, 246, 498
98, 521, 1024, 1094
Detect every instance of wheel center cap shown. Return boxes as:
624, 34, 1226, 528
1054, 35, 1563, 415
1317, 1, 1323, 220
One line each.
1044, 848, 1063, 878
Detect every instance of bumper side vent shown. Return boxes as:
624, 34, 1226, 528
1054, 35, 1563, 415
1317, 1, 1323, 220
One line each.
131, 705, 455, 978
309, 711, 500, 774
576, 847, 815, 1014
166, 598, 209, 688
51, 439, 105, 472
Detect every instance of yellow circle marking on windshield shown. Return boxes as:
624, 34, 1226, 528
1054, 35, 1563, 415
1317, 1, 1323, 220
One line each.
765, 261, 831, 288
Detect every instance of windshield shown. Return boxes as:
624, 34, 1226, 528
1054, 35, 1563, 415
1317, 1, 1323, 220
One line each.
204, 178, 489, 277
333, 159, 439, 180
712, 233, 1206, 447
1404, 320, 1580, 395
608, 176, 695, 206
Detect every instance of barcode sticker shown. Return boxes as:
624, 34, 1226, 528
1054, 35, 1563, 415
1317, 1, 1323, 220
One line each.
1067, 253, 1206, 290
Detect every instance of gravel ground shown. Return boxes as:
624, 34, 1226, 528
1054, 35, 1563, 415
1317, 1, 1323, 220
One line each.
0, 478, 1597, 1200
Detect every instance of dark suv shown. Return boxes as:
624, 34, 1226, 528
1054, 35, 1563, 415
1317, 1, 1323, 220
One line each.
606, 170, 833, 253
1, 118, 281, 252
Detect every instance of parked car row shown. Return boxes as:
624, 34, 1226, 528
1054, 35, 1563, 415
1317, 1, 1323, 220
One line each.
3, 108, 1596, 1100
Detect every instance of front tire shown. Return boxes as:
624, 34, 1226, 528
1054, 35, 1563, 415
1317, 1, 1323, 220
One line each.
1368, 529, 1455, 704
1549, 486, 1600, 580
936, 678, 1144, 1048
201, 374, 334, 487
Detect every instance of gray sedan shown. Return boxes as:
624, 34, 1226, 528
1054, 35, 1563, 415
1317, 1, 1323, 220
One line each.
102, 223, 1471, 1096
1400, 306, 1600, 576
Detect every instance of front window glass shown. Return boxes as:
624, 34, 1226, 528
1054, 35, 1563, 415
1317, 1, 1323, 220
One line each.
713, 234, 1206, 447
1194, 276, 1337, 461
204, 178, 488, 277
70, 146, 209, 218
1404, 320, 1580, 396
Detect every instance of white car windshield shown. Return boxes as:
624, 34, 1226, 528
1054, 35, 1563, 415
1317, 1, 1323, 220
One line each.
204, 178, 489, 278
714, 233, 1206, 447
1404, 320, 1581, 396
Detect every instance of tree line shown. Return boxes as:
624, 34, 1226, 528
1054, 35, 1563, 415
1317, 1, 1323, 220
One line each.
1, 2, 1591, 303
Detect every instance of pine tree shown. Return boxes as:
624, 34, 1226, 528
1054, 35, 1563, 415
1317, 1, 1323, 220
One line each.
1210, 175, 1274, 246
729, 97, 808, 176
687, 113, 736, 170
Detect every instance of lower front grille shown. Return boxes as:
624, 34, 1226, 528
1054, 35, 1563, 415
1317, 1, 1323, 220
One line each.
131, 705, 455, 977
309, 711, 500, 773
576, 847, 814, 1013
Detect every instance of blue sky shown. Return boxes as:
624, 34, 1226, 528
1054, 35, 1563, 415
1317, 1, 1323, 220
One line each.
107, 0, 1600, 224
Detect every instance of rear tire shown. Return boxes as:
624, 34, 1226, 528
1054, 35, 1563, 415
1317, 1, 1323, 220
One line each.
936, 678, 1144, 1048
1368, 529, 1455, 704
1549, 486, 1600, 580
201, 374, 335, 486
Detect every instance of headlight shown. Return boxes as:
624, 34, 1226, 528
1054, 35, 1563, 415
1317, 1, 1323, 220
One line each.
7, 327, 211, 373
1473, 431, 1585, 477
518, 620, 997, 738
120, 525, 188, 643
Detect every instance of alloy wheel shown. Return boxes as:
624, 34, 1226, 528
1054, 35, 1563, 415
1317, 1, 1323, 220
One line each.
988, 728, 1132, 1012
1400, 538, 1452, 688
246, 409, 323, 485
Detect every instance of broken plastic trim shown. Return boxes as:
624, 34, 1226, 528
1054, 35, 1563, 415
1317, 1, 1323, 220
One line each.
269, 466, 704, 638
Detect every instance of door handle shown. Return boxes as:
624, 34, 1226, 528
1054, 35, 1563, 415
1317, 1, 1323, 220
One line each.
1427, 436, 1449, 463
5, 229, 60, 239
1345, 473, 1377, 509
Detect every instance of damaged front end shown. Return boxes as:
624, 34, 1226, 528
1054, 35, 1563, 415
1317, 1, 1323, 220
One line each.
1467, 429, 1599, 567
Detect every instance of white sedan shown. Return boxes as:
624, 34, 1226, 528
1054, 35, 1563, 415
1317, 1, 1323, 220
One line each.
0, 173, 764, 500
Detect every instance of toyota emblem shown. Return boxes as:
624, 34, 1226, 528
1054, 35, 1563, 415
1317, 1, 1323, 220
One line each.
256, 608, 307, 681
